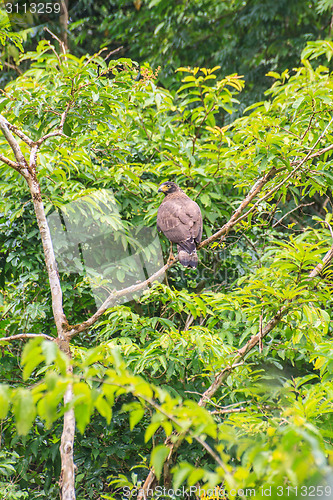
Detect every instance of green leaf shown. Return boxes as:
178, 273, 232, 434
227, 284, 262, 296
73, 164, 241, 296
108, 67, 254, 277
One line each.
42, 340, 58, 364
129, 406, 145, 430
22, 338, 44, 380
0, 385, 10, 419
73, 382, 93, 434
144, 422, 161, 443
172, 463, 194, 489
150, 445, 169, 480
13, 388, 36, 435
95, 394, 112, 424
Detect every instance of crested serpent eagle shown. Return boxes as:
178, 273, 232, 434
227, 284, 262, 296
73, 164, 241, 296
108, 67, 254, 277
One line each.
157, 182, 203, 268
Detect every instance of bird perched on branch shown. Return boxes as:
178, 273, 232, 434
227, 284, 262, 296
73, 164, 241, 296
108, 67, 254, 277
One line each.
157, 181, 203, 268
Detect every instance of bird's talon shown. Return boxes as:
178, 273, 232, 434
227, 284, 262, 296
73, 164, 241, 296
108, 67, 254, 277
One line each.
167, 254, 176, 265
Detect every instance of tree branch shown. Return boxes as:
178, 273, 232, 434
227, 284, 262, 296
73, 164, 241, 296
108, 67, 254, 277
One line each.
68, 120, 333, 338
1, 117, 34, 147
0, 333, 55, 342
200, 117, 333, 248
272, 202, 315, 228
137, 241, 333, 499
67, 260, 175, 338
0, 153, 20, 172
67, 165, 286, 338
0, 115, 30, 177
36, 99, 72, 146
137, 202, 333, 499
199, 240, 333, 406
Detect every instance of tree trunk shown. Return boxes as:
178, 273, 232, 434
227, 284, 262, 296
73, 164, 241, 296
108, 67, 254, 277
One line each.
60, 365, 76, 500
25, 177, 75, 498
60, 0, 69, 51
0, 112, 76, 500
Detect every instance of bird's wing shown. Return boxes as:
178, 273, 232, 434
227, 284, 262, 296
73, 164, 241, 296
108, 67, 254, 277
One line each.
193, 204, 203, 244
157, 197, 202, 245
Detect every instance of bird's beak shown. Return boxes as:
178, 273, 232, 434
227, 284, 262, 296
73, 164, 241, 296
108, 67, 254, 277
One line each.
158, 185, 166, 193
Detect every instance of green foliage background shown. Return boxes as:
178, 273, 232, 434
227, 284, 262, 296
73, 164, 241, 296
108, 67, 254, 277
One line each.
1, 2, 333, 499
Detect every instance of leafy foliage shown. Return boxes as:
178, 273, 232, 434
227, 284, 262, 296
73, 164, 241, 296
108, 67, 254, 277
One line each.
1, 36, 333, 499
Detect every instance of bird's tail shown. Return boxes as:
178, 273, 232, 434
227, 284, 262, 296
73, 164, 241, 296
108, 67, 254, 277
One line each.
177, 246, 198, 268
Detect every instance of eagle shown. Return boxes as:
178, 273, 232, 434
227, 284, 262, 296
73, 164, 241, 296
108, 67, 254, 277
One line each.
157, 182, 203, 268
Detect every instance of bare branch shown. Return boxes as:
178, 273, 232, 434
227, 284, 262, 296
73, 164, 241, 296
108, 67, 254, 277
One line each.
0, 153, 20, 172
272, 202, 315, 228
310, 143, 333, 159
68, 260, 175, 338
0, 333, 55, 342
200, 117, 333, 249
103, 46, 124, 61
36, 131, 66, 144
36, 100, 72, 146
3, 119, 34, 146
43, 30, 64, 68
199, 241, 333, 406
0, 114, 30, 176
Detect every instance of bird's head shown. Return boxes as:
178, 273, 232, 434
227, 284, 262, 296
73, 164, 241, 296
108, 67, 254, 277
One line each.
158, 181, 180, 195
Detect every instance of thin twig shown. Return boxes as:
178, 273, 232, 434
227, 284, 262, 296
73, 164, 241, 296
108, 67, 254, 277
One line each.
44, 27, 66, 58
272, 202, 315, 228
103, 46, 124, 61
259, 312, 263, 353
